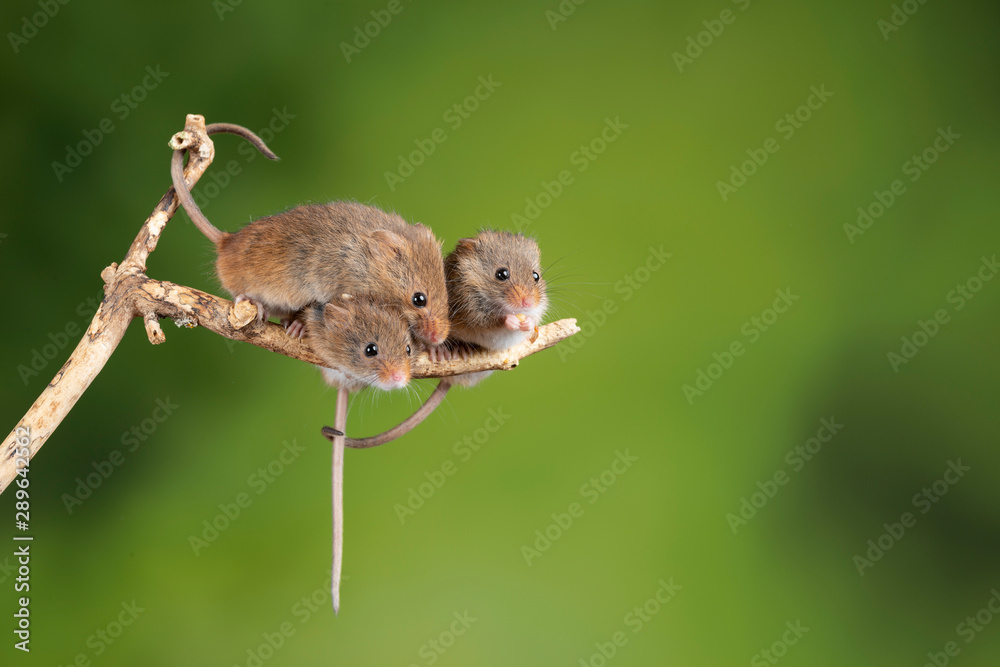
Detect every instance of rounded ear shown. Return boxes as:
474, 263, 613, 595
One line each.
454, 238, 478, 254
368, 230, 406, 261
322, 302, 353, 328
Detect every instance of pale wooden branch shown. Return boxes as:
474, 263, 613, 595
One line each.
0, 113, 580, 495
1, 113, 215, 494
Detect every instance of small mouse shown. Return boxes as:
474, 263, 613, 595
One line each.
171, 136, 450, 347
439, 229, 549, 384
329, 230, 549, 448
304, 296, 413, 391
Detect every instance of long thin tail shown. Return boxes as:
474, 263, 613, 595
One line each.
170, 122, 279, 244
321, 380, 452, 449
330, 387, 349, 615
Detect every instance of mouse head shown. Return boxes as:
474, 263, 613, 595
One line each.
306, 297, 412, 392
365, 225, 450, 347
445, 230, 549, 324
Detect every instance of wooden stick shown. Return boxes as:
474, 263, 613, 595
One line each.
0, 113, 215, 494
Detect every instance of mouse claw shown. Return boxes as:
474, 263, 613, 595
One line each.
504, 313, 522, 330
284, 319, 305, 339
428, 344, 452, 363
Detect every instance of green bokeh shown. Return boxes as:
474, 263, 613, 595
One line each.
2, 0, 999, 664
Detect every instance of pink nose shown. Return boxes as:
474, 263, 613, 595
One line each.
390, 371, 407, 384
521, 297, 534, 309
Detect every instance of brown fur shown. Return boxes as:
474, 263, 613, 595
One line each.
304, 297, 412, 391
210, 201, 449, 345
445, 230, 547, 343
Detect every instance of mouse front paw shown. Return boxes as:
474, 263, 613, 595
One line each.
234, 294, 268, 323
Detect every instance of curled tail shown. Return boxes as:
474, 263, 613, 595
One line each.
321, 380, 452, 448
170, 122, 279, 244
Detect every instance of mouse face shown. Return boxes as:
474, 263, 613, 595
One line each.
367, 224, 450, 347
445, 230, 549, 333
306, 298, 412, 392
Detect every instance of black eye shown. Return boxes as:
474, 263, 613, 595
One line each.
406, 345, 411, 356
532, 271, 540, 282
495, 268, 510, 281
364, 343, 378, 357
412, 292, 427, 308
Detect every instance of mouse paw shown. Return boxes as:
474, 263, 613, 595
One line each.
284, 319, 305, 339
518, 316, 536, 332
447, 340, 475, 361
235, 295, 268, 323
504, 313, 521, 330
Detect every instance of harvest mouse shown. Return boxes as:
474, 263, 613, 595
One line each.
171, 136, 450, 347
327, 230, 549, 448
305, 295, 413, 616
304, 296, 413, 391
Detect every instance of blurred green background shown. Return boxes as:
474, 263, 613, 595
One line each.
2, 0, 999, 664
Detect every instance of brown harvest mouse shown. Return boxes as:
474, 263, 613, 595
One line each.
304, 296, 413, 391
304, 295, 414, 617
171, 136, 449, 347
326, 230, 549, 448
